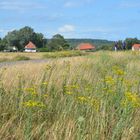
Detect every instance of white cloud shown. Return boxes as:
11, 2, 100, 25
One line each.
64, 2, 76, 7
64, 0, 93, 8
0, 1, 47, 11
0, 28, 15, 37
0, 29, 9, 33
58, 25, 75, 33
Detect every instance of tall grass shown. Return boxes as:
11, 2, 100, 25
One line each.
0, 51, 88, 62
0, 51, 140, 140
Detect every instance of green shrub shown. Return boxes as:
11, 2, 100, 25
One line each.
38, 47, 50, 52
14, 55, 30, 61
43, 51, 87, 58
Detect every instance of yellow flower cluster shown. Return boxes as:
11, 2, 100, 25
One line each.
45, 64, 52, 70
42, 82, 48, 86
77, 96, 88, 102
64, 85, 79, 95
23, 100, 45, 108
122, 92, 140, 108
25, 87, 38, 95
44, 94, 49, 97
113, 66, 125, 76
102, 86, 114, 94
77, 96, 100, 111
104, 76, 115, 85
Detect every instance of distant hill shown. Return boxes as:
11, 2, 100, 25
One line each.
66, 39, 114, 49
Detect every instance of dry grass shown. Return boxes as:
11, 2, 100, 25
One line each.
0, 52, 46, 59
0, 51, 87, 62
0, 51, 140, 140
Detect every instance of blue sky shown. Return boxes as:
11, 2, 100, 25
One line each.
0, 0, 140, 40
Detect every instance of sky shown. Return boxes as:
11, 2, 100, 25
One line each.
0, 0, 140, 40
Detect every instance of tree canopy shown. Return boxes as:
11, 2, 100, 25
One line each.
3, 26, 45, 51
47, 34, 69, 51
125, 38, 140, 50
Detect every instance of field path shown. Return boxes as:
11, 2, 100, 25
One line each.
0, 59, 51, 68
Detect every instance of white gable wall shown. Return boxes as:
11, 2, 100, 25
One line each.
25, 48, 36, 52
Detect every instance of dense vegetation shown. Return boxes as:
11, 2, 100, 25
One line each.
0, 26, 140, 52
66, 39, 114, 50
0, 51, 140, 139
1, 26, 46, 51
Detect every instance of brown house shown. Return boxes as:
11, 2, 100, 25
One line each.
132, 44, 140, 51
25, 41, 37, 52
76, 43, 96, 51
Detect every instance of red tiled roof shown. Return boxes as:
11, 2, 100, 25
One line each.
77, 43, 95, 50
132, 44, 140, 49
25, 41, 36, 49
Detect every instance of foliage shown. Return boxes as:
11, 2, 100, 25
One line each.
66, 38, 114, 49
98, 44, 114, 51
13, 55, 31, 61
43, 50, 87, 58
3, 26, 46, 51
0, 38, 7, 51
1, 26, 140, 52
38, 47, 50, 52
125, 38, 140, 50
47, 34, 70, 51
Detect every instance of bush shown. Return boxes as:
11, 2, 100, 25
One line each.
38, 47, 50, 52
14, 55, 30, 61
43, 51, 88, 58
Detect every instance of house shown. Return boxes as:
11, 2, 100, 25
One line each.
25, 41, 37, 52
132, 44, 140, 51
76, 43, 96, 51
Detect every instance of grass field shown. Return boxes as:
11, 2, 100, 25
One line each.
0, 51, 140, 140
0, 51, 87, 62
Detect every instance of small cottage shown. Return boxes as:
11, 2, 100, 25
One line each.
76, 43, 96, 51
132, 44, 140, 51
25, 41, 37, 52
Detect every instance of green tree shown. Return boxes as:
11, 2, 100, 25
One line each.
0, 38, 7, 51
99, 44, 114, 51
125, 38, 140, 50
47, 34, 69, 51
4, 26, 46, 51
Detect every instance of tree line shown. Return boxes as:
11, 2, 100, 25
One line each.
97, 38, 140, 51
0, 26, 140, 52
0, 26, 69, 52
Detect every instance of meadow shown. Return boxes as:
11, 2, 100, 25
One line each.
0, 51, 140, 140
0, 51, 87, 62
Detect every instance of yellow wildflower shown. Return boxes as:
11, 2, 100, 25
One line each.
122, 92, 140, 108
23, 100, 45, 108
104, 76, 115, 85
77, 96, 88, 103
65, 91, 73, 95
25, 87, 38, 95
44, 94, 49, 97
25, 88, 35, 92
45, 64, 52, 70
71, 85, 79, 89
89, 98, 100, 111
31, 91, 38, 95
42, 82, 48, 85
114, 68, 125, 76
